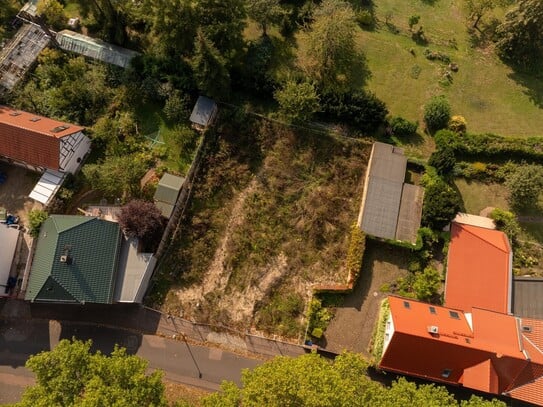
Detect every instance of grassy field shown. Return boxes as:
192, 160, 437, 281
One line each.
359, 0, 543, 137
453, 179, 510, 214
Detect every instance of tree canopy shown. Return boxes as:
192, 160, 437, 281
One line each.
12, 339, 166, 407
298, 0, 361, 91
496, 0, 543, 69
203, 352, 505, 407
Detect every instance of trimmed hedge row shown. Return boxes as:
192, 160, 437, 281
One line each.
435, 130, 543, 162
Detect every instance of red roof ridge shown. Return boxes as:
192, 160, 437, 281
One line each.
455, 223, 510, 254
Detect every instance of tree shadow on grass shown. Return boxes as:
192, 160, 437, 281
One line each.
507, 71, 543, 109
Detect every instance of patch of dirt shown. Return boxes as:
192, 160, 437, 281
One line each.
175, 179, 260, 319
0, 163, 42, 228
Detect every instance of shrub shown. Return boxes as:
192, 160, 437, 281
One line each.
389, 116, 418, 138
412, 266, 442, 303
423, 49, 451, 64
320, 90, 388, 134
448, 115, 467, 134
428, 147, 456, 177
423, 95, 451, 134
275, 80, 320, 123
306, 297, 334, 340
163, 90, 190, 123
356, 10, 374, 28
506, 164, 543, 211
28, 209, 49, 238
490, 208, 520, 246
422, 180, 462, 230
346, 224, 366, 284
256, 292, 304, 337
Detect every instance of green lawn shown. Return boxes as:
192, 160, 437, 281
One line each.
359, 0, 543, 137
454, 178, 509, 214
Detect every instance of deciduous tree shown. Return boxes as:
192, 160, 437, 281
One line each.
274, 80, 320, 123
13, 339, 166, 407
496, 0, 543, 69
298, 0, 361, 91
118, 200, 166, 252
83, 154, 149, 200
246, 0, 286, 37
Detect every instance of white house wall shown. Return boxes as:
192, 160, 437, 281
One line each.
59, 131, 91, 174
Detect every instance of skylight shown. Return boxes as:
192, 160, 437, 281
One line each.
449, 311, 460, 319
51, 125, 70, 133
429, 306, 436, 314
403, 301, 410, 309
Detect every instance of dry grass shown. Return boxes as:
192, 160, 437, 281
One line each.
152, 115, 370, 338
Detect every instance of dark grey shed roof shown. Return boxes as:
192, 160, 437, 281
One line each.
359, 142, 424, 243
189, 96, 217, 127
513, 277, 543, 319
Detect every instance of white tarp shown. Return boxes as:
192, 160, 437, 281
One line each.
0, 227, 19, 296
29, 169, 65, 206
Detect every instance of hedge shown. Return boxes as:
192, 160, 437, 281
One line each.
435, 130, 543, 163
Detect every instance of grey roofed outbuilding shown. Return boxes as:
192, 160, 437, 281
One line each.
55, 30, 140, 68
114, 237, 156, 303
189, 96, 218, 128
154, 173, 185, 218
358, 142, 424, 243
25, 215, 121, 304
513, 277, 543, 320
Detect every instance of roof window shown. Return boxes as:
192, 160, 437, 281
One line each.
29, 117, 41, 122
9, 112, 21, 116
441, 369, 452, 378
51, 125, 70, 133
429, 306, 436, 314
522, 326, 532, 333
403, 301, 410, 309
449, 311, 460, 319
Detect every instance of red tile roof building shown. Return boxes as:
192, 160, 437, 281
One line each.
0, 105, 88, 174
445, 223, 512, 314
379, 222, 543, 406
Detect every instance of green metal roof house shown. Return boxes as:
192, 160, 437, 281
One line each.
154, 173, 185, 218
25, 215, 122, 304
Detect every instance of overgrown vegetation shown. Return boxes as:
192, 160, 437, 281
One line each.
153, 117, 369, 333
28, 209, 49, 238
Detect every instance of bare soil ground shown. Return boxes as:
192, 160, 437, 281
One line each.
0, 163, 42, 227
322, 239, 410, 356
0, 163, 42, 281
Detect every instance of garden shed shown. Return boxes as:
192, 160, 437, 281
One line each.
189, 96, 218, 130
154, 173, 185, 218
358, 142, 424, 243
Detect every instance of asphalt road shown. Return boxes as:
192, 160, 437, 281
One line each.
0, 319, 262, 404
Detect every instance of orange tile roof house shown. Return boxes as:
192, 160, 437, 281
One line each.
0, 106, 91, 205
379, 221, 543, 406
